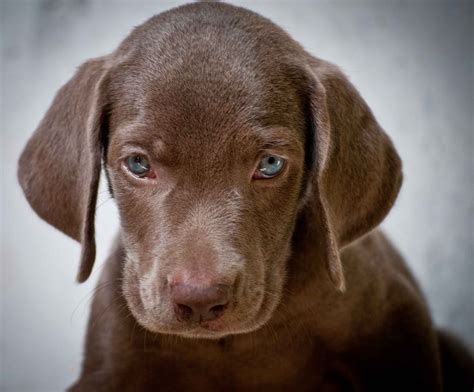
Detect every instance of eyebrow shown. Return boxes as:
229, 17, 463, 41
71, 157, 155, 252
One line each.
114, 124, 171, 157
252, 126, 303, 152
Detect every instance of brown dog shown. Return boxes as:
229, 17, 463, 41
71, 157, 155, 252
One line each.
17, 2, 473, 391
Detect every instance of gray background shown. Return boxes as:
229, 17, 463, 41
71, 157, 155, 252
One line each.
1, 0, 472, 390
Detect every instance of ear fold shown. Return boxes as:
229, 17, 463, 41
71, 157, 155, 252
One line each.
18, 57, 110, 283
306, 58, 403, 291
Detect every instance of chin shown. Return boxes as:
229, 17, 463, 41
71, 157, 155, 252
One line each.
143, 321, 268, 340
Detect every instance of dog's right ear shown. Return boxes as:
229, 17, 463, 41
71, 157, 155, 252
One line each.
18, 57, 111, 283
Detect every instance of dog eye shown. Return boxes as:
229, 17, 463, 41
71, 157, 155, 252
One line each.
125, 155, 155, 179
253, 155, 285, 179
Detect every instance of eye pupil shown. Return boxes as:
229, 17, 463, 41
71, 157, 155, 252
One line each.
126, 155, 151, 177
255, 155, 285, 179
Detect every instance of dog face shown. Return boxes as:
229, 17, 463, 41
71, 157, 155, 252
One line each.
18, 3, 402, 339
105, 47, 308, 337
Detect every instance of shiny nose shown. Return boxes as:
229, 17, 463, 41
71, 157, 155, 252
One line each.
171, 283, 230, 322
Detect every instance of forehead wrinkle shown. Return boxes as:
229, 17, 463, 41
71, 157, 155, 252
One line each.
119, 65, 302, 159
112, 106, 304, 174
145, 93, 264, 145
111, 122, 174, 159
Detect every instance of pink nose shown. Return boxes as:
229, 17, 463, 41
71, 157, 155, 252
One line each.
170, 283, 231, 323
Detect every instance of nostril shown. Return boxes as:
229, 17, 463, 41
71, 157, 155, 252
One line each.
170, 283, 231, 323
209, 303, 227, 319
175, 303, 193, 321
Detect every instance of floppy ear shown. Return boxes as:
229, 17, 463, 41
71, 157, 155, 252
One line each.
305, 58, 403, 291
18, 57, 110, 283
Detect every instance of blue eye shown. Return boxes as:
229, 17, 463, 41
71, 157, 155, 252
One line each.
125, 155, 154, 178
254, 155, 285, 179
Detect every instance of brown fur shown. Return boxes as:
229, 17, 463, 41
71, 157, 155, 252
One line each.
17, 2, 472, 391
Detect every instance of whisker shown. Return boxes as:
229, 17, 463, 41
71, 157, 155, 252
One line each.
88, 295, 124, 334
70, 280, 117, 323
96, 196, 113, 211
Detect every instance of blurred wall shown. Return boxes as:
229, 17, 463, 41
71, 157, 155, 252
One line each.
1, 0, 472, 390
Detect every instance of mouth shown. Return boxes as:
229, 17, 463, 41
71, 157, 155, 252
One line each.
178, 312, 230, 334
122, 259, 283, 339
139, 290, 280, 340
128, 296, 269, 339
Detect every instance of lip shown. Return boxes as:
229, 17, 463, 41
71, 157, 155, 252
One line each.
178, 317, 228, 332
172, 325, 230, 339
199, 320, 226, 332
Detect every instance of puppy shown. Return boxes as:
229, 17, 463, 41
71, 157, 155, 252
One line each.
18, 2, 473, 391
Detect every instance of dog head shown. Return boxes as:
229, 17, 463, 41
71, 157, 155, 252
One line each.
18, 3, 401, 339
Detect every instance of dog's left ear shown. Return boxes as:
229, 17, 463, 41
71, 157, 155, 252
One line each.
304, 58, 403, 291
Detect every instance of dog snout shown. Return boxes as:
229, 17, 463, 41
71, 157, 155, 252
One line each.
170, 283, 231, 323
